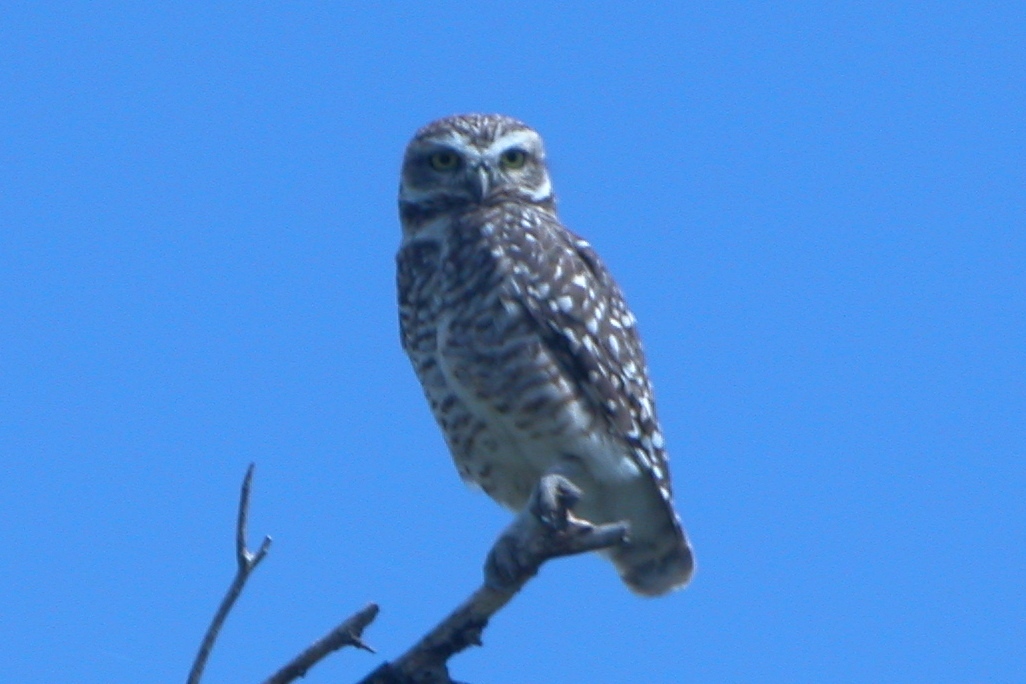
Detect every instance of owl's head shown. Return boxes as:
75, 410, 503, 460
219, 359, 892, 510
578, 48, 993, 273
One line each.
399, 114, 553, 213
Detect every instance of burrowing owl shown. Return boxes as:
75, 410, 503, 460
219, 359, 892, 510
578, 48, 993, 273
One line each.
397, 113, 694, 596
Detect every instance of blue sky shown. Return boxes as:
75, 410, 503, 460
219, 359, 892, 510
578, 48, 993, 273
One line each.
1, 3, 1023, 682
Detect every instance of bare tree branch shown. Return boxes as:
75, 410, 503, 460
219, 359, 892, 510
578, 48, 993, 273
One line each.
356, 474, 629, 684
263, 603, 380, 684
188, 465, 381, 684
187, 463, 273, 684
189, 468, 622, 684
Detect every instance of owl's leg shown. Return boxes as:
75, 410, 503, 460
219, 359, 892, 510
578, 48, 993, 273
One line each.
484, 474, 629, 590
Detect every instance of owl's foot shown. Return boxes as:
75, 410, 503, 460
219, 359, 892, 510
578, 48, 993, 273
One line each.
533, 471, 580, 530
484, 474, 629, 591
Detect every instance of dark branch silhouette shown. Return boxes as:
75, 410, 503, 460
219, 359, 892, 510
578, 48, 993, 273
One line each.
355, 474, 629, 684
263, 603, 380, 684
188, 469, 626, 683
187, 464, 273, 684
187, 465, 378, 684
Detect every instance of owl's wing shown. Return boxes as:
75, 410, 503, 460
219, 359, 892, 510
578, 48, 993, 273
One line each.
503, 215, 672, 495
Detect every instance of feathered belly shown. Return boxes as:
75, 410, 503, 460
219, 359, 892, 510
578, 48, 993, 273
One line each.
431, 310, 640, 512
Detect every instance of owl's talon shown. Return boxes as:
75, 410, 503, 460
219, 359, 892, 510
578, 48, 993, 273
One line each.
532, 473, 580, 531
483, 474, 632, 591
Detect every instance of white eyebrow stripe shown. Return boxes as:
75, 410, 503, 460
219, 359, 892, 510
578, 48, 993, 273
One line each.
423, 132, 466, 148
485, 130, 541, 154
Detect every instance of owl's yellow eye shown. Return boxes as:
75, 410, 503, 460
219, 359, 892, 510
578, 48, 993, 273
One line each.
429, 151, 460, 171
499, 148, 527, 169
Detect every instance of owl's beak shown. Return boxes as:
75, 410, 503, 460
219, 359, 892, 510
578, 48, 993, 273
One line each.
468, 164, 490, 202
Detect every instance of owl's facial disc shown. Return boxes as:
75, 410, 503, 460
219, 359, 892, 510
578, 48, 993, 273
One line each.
399, 121, 552, 206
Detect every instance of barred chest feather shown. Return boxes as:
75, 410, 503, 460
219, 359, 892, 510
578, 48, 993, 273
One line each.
398, 203, 642, 509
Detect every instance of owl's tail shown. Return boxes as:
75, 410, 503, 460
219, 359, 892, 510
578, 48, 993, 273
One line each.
545, 458, 695, 596
609, 523, 695, 597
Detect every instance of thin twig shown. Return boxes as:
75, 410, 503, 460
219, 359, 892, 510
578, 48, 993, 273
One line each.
263, 603, 380, 684
356, 474, 629, 683
186, 464, 273, 684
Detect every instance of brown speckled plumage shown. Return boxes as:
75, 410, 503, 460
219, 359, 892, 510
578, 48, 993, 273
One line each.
397, 114, 693, 595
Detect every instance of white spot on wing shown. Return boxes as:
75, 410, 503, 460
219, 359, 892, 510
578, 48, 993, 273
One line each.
607, 334, 620, 357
